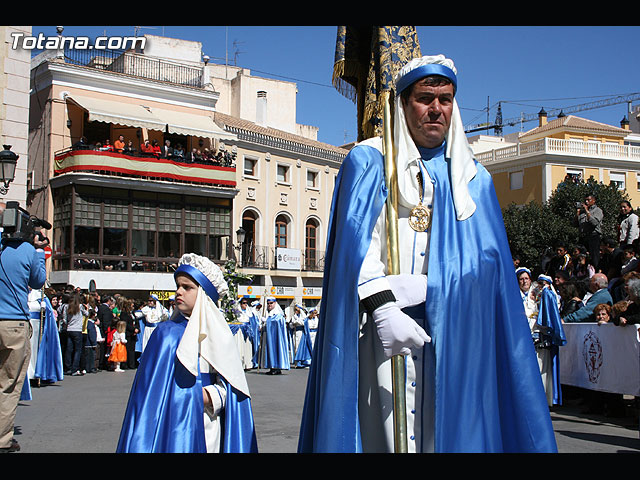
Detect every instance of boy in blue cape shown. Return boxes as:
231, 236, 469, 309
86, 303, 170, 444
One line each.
117, 253, 257, 453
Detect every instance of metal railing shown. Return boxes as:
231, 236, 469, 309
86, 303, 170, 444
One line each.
63, 48, 203, 88
237, 244, 325, 273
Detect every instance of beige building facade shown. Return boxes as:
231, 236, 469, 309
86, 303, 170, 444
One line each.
0, 26, 31, 206
25, 31, 347, 308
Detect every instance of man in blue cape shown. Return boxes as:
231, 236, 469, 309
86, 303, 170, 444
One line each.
298, 55, 557, 453
117, 254, 257, 453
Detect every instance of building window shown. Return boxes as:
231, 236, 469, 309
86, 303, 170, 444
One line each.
610, 172, 626, 191
53, 186, 232, 272
277, 164, 290, 184
305, 218, 318, 269
244, 157, 258, 177
509, 171, 523, 190
275, 214, 288, 247
565, 168, 583, 184
307, 170, 318, 189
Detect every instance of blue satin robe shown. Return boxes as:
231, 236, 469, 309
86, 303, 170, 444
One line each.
21, 296, 64, 401
263, 313, 290, 370
536, 287, 567, 405
298, 143, 558, 453
116, 315, 258, 453
293, 317, 313, 367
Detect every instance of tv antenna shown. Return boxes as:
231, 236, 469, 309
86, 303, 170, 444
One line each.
134, 26, 157, 37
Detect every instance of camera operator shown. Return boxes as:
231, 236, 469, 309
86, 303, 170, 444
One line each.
0, 202, 48, 453
576, 194, 603, 270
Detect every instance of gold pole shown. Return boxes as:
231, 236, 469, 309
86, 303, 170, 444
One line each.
382, 92, 407, 453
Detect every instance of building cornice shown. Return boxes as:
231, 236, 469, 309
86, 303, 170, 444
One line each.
32, 60, 219, 112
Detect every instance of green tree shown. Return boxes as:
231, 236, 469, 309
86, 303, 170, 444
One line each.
503, 175, 629, 273
219, 259, 254, 323
502, 201, 566, 270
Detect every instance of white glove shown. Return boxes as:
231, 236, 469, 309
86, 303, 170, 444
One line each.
386, 274, 427, 308
372, 302, 431, 358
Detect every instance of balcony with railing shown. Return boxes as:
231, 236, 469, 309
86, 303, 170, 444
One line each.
476, 137, 640, 166
61, 47, 204, 88
238, 244, 325, 273
53, 146, 236, 190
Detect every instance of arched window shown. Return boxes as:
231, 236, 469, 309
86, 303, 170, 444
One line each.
305, 218, 318, 270
241, 210, 257, 265
275, 214, 288, 248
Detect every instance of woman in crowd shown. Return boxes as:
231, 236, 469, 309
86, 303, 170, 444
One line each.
62, 293, 88, 376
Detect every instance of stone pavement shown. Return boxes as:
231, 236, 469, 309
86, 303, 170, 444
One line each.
10, 366, 640, 453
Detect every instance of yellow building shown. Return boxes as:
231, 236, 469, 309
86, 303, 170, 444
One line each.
470, 111, 640, 209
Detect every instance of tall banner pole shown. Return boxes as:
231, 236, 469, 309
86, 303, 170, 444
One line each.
382, 92, 407, 453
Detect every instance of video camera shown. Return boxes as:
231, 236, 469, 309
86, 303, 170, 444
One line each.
531, 323, 553, 350
0, 201, 51, 245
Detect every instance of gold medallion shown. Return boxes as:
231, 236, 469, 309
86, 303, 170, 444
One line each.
409, 203, 431, 232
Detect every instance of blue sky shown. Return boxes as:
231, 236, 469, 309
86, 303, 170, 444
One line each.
31, 26, 640, 147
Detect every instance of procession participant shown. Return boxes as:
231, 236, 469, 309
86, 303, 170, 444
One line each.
232, 297, 255, 369
117, 253, 257, 453
140, 295, 168, 352
288, 304, 307, 357
298, 55, 557, 453
293, 307, 313, 368
262, 297, 289, 375
527, 276, 566, 406
248, 301, 262, 368
24, 288, 63, 395
516, 267, 532, 306
306, 307, 319, 348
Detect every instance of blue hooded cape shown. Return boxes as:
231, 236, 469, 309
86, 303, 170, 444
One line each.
536, 287, 567, 405
298, 143, 557, 453
293, 316, 313, 367
263, 312, 290, 370
116, 315, 258, 453
21, 296, 64, 401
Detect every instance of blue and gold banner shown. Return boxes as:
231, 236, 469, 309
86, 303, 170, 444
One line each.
333, 26, 422, 142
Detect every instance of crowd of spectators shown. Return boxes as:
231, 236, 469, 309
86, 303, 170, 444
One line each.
71, 135, 236, 167
514, 197, 640, 418
45, 286, 153, 377
514, 196, 640, 325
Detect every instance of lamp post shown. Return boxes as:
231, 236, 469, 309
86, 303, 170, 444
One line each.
236, 226, 246, 267
0, 145, 18, 195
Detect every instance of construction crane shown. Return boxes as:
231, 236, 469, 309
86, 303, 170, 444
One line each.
464, 92, 640, 135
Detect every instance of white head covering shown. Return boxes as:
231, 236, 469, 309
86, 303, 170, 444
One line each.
393, 54, 477, 221
264, 297, 284, 318
174, 253, 250, 397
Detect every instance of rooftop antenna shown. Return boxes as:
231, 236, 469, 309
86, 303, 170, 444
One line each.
232, 40, 245, 66
134, 26, 157, 37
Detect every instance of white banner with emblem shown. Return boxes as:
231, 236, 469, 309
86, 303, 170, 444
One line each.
560, 323, 640, 395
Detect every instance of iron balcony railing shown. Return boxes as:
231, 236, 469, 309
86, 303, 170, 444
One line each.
238, 244, 325, 272
62, 48, 204, 88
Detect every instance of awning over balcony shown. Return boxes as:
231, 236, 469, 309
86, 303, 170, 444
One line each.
65, 94, 166, 132
65, 94, 237, 142
147, 107, 237, 142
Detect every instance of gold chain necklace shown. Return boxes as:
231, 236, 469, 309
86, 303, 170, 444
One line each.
408, 172, 432, 232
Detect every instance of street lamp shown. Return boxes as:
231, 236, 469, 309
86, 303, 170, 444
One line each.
0, 145, 18, 195
236, 226, 246, 245
235, 226, 246, 267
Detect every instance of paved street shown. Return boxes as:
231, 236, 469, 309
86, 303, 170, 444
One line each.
10, 367, 640, 454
